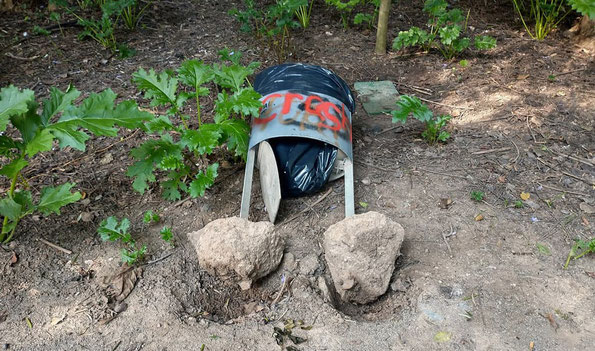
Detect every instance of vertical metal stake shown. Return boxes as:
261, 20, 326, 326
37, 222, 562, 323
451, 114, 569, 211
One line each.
240, 147, 256, 219
344, 158, 355, 217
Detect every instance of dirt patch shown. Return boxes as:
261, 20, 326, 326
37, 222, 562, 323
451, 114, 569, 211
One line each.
1, 0, 594, 350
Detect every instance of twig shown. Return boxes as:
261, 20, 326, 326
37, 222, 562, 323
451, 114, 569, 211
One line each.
472, 147, 511, 155
146, 251, 175, 265
441, 225, 455, 257
526, 115, 537, 143
417, 97, 474, 110
554, 68, 587, 77
375, 125, 404, 136
4, 53, 40, 61
414, 167, 469, 180
536, 158, 595, 187
281, 188, 333, 225
271, 275, 289, 306
503, 135, 520, 164
398, 83, 433, 96
550, 151, 594, 168
39, 238, 72, 254
537, 183, 591, 198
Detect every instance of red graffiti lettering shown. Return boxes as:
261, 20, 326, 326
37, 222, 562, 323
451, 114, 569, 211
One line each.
281, 93, 304, 114
253, 93, 282, 124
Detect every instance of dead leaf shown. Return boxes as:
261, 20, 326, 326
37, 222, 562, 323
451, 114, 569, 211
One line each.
475, 214, 484, 221
439, 198, 453, 209
520, 192, 530, 200
50, 314, 66, 326
529, 341, 535, 350
9, 251, 18, 266
582, 216, 590, 226
546, 313, 558, 331
434, 331, 452, 343
104, 265, 142, 302
497, 175, 506, 183
585, 271, 595, 279
517, 74, 530, 80
579, 202, 595, 214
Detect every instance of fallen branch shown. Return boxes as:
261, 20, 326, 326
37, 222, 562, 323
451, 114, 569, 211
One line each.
39, 238, 72, 254
472, 147, 511, 155
4, 53, 40, 61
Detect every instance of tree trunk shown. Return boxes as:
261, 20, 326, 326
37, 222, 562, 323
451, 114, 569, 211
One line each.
375, 0, 391, 54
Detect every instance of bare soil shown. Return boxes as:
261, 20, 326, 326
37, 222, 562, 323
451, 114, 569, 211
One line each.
1, 1, 594, 350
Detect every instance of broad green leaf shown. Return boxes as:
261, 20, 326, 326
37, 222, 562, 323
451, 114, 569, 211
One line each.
25, 129, 54, 157
0, 196, 23, 221
162, 167, 190, 200
230, 88, 262, 118
180, 126, 222, 155
37, 183, 81, 216
50, 90, 151, 150
132, 68, 179, 108
13, 190, 34, 215
392, 95, 433, 124
98, 216, 130, 242
144, 115, 177, 133
474, 35, 497, 50
160, 226, 173, 242
0, 85, 34, 131
393, 27, 430, 50
214, 92, 234, 123
452, 37, 470, 53
423, 0, 448, 16
159, 153, 184, 170
219, 119, 250, 159
40, 85, 81, 126
127, 136, 181, 194
121, 245, 146, 264
177, 60, 214, 89
0, 158, 28, 179
213, 64, 253, 92
188, 163, 219, 198
0, 136, 20, 156
10, 101, 42, 143
439, 25, 461, 46
568, 0, 595, 18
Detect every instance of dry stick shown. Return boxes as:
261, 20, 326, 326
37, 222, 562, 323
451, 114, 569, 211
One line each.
555, 68, 587, 77
270, 276, 289, 306
441, 228, 453, 257
4, 53, 40, 61
472, 147, 511, 155
281, 187, 333, 225
414, 167, 469, 180
39, 238, 72, 254
375, 125, 404, 136
526, 115, 537, 143
417, 96, 474, 110
537, 183, 591, 198
536, 158, 595, 187
504, 136, 520, 164
550, 151, 594, 168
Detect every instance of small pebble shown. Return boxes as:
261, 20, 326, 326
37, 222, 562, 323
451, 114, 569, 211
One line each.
361, 178, 371, 185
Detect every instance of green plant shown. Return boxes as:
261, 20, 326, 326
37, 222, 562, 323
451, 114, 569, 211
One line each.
567, 0, 595, 17
160, 226, 173, 242
118, 0, 154, 30
391, 95, 452, 144
514, 200, 524, 208
354, 0, 380, 28
127, 52, 261, 200
33, 25, 51, 36
98, 216, 147, 264
0, 85, 150, 243
143, 210, 160, 223
564, 237, 595, 269
325, 0, 361, 28
470, 191, 485, 202
295, 0, 314, 28
393, 0, 497, 59
230, 0, 307, 63
512, 0, 571, 40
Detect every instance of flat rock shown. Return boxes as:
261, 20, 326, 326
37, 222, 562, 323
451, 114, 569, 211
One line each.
187, 217, 284, 290
323, 211, 405, 304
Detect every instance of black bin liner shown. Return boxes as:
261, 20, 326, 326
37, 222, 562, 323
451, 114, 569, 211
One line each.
254, 64, 354, 197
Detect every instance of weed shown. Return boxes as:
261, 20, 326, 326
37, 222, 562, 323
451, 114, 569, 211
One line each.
295, 0, 314, 28
514, 200, 524, 208
392, 0, 496, 59
0, 85, 150, 243
127, 51, 260, 200
33, 26, 51, 36
143, 210, 160, 224
160, 226, 173, 243
536, 242, 551, 255
564, 237, 595, 269
459, 59, 469, 67
567, 0, 595, 18
512, 0, 572, 40
98, 216, 147, 264
391, 95, 451, 144
470, 191, 485, 202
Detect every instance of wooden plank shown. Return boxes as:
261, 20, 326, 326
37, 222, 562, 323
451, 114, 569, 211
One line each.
240, 147, 256, 219
344, 158, 355, 217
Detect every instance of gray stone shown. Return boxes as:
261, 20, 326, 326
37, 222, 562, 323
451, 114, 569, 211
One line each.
323, 211, 405, 304
298, 254, 320, 276
187, 217, 284, 290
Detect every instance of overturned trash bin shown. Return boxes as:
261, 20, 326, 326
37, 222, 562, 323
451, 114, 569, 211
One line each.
240, 63, 355, 223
